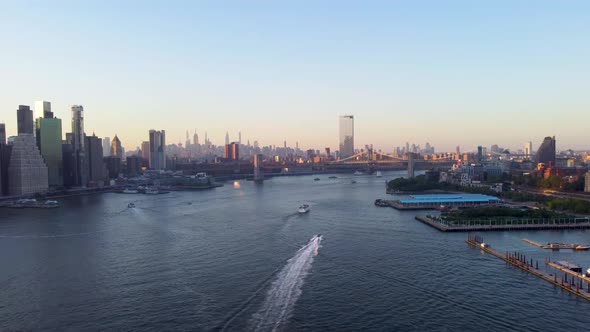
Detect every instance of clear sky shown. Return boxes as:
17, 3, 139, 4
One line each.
1, 1, 589, 152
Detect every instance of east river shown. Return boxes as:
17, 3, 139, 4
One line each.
1, 172, 589, 331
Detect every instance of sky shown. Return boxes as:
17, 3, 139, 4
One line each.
0, 1, 589, 152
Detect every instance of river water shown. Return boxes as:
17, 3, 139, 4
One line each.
1, 171, 589, 331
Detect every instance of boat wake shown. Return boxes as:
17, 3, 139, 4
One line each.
251, 234, 322, 332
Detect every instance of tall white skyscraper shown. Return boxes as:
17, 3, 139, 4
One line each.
339, 115, 354, 159
103, 137, 111, 157
71, 105, 85, 152
225, 131, 230, 145
524, 141, 533, 159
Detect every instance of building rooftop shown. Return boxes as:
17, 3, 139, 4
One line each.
400, 194, 500, 204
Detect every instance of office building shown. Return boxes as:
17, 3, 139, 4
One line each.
8, 105, 48, 195
0, 144, 11, 195
35, 101, 53, 119
224, 142, 239, 160
535, 136, 556, 165
225, 131, 230, 145
477, 146, 483, 162
339, 115, 354, 159
193, 131, 199, 145
149, 129, 166, 170
126, 155, 143, 176
585, 172, 590, 193
17, 105, 34, 135
524, 141, 533, 159
35, 102, 63, 188
103, 137, 111, 157
104, 156, 121, 179
0, 123, 6, 145
86, 134, 105, 184
110, 135, 123, 159
141, 141, 150, 161
71, 105, 88, 186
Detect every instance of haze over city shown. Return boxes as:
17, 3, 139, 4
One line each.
1, 1, 589, 151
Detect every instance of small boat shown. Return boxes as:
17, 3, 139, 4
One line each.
145, 188, 160, 195
375, 171, 383, 178
128, 203, 136, 208
575, 245, 590, 250
374, 199, 389, 207
44, 200, 58, 205
351, 180, 357, 184
353, 171, 363, 176
122, 189, 139, 194
328, 176, 338, 179
298, 204, 310, 213
586, 268, 590, 278
314, 178, 320, 181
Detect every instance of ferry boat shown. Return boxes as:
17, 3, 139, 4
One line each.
298, 204, 310, 214
128, 202, 136, 208
375, 171, 383, 178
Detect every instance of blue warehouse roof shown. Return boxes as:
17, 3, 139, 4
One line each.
400, 194, 499, 204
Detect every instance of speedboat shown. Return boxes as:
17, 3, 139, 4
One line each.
128, 202, 136, 208
298, 204, 310, 213
375, 171, 383, 178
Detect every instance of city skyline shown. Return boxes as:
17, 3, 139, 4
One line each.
1, 1, 589, 151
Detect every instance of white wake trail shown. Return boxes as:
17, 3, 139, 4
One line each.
252, 235, 322, 332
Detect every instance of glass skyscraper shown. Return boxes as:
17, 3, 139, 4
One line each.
35, 105, 64, 188
339, 115, 354, 159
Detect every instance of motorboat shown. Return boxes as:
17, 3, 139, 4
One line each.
586, 268, 590, 278
298, 204, 310, 213
128, 202, 136, 208
328, 176, 338, 179
351, 180, 357, 184
145, 188, 160, 195
375, 171, 383, 178
314, 178, 320, 181
44, 200, 58, 205
353, 171, 363, 176
122, 188, 139, 194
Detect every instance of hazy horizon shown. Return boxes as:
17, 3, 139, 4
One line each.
1, 1, 589, 152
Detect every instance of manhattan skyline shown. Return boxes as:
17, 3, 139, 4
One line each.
1, 1, 589, 151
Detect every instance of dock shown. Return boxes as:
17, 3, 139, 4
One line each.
416, 215, 590, 232
466, 236, 590, 301
522, 239, 590, 250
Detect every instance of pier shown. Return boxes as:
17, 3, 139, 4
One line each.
466, 236, 590, 302
416, 215, 590, 232
522, 239, 590, 250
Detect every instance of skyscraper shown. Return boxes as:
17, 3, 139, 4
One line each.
110, 135, 123, 159
225, 131, 230, 145
17, 105, 34, 135
8, 105, 48, 195
149, 129, 166, 170
86, 134, 105, 184
0, 123, 5, 145
535, 136, 556, 165
339, 115, 354, 159
524, 141, 533, 159
224, 142, 239, 160
35, 101, 63, 188
103, 137, 111, 157
35, 101, 53, 119
193, 130, 199, 145
141, 141, 150, 161
71, 105, 88, 186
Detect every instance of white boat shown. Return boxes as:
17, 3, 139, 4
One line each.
122, 189, 138, 194
298, 204, 310, 214
44, 200, 58, 205
145, 188, 160, 195
353, 171, 363, 176
375, 171, 383, 178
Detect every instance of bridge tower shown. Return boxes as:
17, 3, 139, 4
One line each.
407, 153, 416, 178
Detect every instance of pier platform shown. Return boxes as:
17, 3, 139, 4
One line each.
416, 215, 590, 232
466, 236, 590, 302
